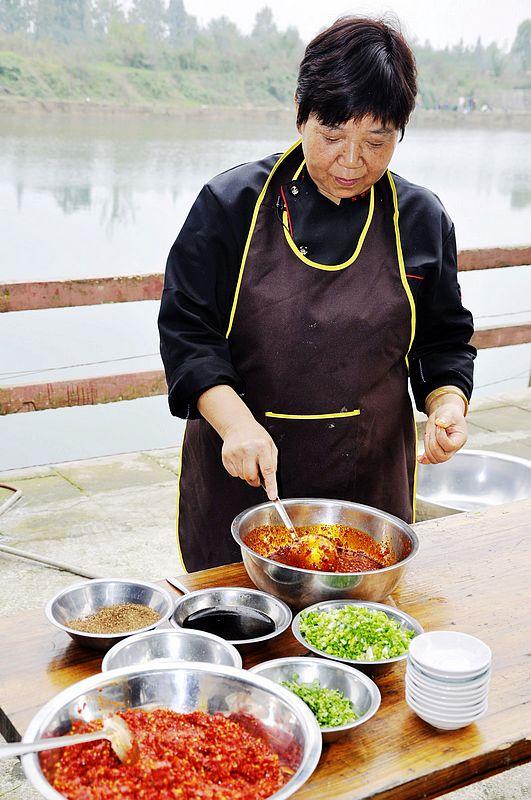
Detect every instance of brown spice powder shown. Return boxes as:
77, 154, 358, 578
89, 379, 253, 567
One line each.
66, 603, 161, 634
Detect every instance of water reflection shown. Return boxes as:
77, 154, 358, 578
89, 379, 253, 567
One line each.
0, 113, 529, 282
53, 185, 92, 214
511, 184, 531, 209
99, 185, 137, 234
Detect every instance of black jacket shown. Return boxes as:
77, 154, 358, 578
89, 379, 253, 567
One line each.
159, 151, 475, 419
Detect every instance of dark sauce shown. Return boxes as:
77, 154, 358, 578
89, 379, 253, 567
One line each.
182, 605, 276, 640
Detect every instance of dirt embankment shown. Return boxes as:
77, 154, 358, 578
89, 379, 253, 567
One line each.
1, 94, 530, 128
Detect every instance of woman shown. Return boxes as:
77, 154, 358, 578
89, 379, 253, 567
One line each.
158, 17, 476, 573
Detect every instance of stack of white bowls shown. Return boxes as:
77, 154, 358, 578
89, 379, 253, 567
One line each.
405, 631, 491, 730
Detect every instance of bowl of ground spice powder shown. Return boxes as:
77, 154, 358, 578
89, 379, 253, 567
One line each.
45, 579, 174, 650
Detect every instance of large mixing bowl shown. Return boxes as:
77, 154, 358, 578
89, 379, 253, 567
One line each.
231, 498, 419, 610
416, 449, 531, 518
22, 663, 322, 800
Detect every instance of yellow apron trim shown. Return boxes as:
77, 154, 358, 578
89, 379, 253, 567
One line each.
292, 160, 305, 180
175, 423, 188, 574
265, 410, 360, 420
226, 139, 303, 338
387, 171, 416, 355
387, 170, 418, 523
412, 414, 419, 524
281, 159, 375, 271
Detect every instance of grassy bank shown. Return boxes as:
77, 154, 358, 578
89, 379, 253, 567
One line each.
0, 47, 296, 109
0, 39, 531, 115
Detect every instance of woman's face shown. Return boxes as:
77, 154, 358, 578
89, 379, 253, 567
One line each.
297, 112, 399, 203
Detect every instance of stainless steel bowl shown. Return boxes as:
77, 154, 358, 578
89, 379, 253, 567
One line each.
292, 600, 424, 667
416, 449, 531, 518
170, 586, 292, 649
101, 628, 242, 671
249, 656, 381, 743
22, 663, 322, 800
45, 579, 174, 651
232, 499, 419, 609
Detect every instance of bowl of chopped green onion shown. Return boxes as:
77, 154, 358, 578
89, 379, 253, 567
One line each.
292, 600, 423, 667
250, 656, 380, 742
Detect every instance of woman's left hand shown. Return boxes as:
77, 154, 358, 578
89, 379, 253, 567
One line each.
418, 394, 468, 465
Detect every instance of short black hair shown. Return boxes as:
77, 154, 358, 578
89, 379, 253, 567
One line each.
296, 16, 417, 139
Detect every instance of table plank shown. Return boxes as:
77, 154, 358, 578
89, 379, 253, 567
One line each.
0, 500, 530, 800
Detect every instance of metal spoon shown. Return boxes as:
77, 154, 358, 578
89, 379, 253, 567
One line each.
0, 714, 137, 763
257, 471, 298, 540
271, 496, 298, 540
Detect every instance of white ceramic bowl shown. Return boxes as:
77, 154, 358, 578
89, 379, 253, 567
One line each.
406, 681, 488, 708
406, 686, 488, 714
408, 631, 491, 678
406, 691, 488, 721
407, 659, 491, 691
406, 699, 487, 730
405, 675, 489, 707
406, 669, 490, 696
408, 694, 488, 716
408, 652, 490, 683
406, 677, 490, 703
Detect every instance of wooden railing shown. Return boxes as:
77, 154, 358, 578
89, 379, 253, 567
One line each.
1, 246, 530, 415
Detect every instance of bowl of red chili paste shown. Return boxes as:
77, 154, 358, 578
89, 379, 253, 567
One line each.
22, 663, 321, 800
232, 498, 419, 610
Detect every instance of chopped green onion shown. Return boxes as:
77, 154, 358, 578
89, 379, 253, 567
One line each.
281, 674, 357, 727
299, 605, 415, 661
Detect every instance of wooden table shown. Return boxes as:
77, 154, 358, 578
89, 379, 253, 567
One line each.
1, 500, 530, 800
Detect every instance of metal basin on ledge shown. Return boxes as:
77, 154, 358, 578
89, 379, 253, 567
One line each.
416, 449, 531, 518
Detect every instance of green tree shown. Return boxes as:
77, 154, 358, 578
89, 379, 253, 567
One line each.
36, 0, 90, 42
166, 0, 197, 44
486, 41, 504, 77
0, 0, 34, 33
107, 17, 153, 67
278, 25, 303, 58
92, 0, 124, 38
252, 7, 276, 40
511, 19, 531, 71
129, 0, 165, 42
207, 16, 239, 52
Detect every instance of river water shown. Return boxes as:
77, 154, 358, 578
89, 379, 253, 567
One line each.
0, 113, 529, 470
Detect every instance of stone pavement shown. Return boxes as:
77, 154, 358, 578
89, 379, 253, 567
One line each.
0, 388, 530, 799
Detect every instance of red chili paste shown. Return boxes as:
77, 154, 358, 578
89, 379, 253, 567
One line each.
244, 523, 401, 572
40, 708, 290, 800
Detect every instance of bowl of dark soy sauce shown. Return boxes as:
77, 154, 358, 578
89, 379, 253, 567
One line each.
170, 587, 292, 649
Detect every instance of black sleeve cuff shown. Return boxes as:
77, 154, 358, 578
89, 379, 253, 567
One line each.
166, 355, 244, 420
409, 352, 475, 413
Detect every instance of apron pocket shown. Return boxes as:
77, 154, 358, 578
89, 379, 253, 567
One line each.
264, 409, 360, 498
265, 410, 360, 420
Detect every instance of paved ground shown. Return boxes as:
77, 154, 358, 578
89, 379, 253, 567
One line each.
0, 388, 530, 798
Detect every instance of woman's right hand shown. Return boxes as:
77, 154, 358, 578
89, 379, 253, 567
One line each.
221, 420, 278, 501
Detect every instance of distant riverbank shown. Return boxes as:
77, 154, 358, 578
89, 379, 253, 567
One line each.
1, 95, 530, 129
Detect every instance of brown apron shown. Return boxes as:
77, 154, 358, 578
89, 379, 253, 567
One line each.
176, 140, 417, 573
